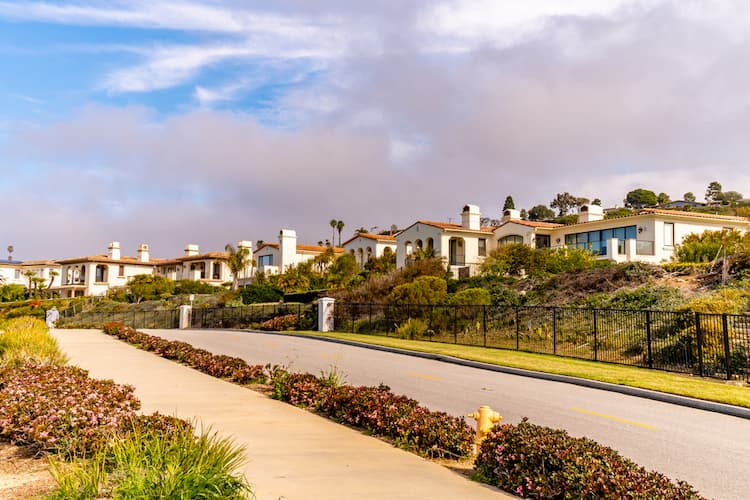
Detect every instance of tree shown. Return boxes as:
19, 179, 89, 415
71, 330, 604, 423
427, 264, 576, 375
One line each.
127, 275, 175, 303
47, 270, 59, 290
528, 204, 555, 221
336, 220, 345, 246
388, 276, 447, 305
683, 192, 696, 202
550, 192, 578, 216
705, 181, 723, 204
329, 219, 337, 245
355, 227, 368, 234
656, 192, 671, 205
326, 253, 359, 287
624, 188, 657, 209
592, 198, 602, 206
575, 197, 590, 208
256, 240, 264, 249
6, 245, 13, 261
519, 208, 528, 220
722, 191, 743, 206
225, 243, 251, 291
502, 196, 515, 211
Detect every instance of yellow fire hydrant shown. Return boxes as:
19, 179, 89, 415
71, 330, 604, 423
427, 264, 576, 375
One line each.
467, 405, 502, 452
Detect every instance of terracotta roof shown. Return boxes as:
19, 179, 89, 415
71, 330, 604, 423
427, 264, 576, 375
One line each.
496, 219, 562, 229
55, 254, 163, 265
255, 242, 343, 254
21, 260, 61, 267
159, 252, 230, 265
415, 220, 495, 233
256, 243, 280, 252
342, 233, 397, 246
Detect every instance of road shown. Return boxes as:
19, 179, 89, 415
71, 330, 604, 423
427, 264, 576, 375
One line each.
144, 328, 750, 499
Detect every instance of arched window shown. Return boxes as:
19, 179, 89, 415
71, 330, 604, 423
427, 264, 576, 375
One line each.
499, 235, 524, 245
426, 238, 434, 250
415, 239, 423, 250
383, 247, 393, 255
95, 265, 107, 283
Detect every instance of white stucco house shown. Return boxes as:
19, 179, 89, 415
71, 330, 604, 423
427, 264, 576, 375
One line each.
342, 232, 397, 268
255, 229, 344, 276
493, 205, 750, 263
55, 242, 160, 298
395, 204, 495, 278
0, 260, 25, 286
156, 241, 253, 285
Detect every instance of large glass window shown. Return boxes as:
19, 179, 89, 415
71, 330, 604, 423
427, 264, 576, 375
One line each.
664, 222, 674, 246
478, 238, 487, 256
499, 235, 523, 245
258, 255, 273, 266
563, 225, 637, 256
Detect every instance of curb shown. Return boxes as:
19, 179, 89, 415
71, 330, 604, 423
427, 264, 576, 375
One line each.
247, 329, 750, 420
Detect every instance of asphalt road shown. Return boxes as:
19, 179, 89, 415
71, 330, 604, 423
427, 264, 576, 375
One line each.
144, 328, 750, 499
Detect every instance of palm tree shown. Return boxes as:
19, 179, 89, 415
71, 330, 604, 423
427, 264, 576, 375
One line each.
7, 245, 13, 262
225, 243, 251, 291
336, 220, 345, 246
329, 219, 337, 245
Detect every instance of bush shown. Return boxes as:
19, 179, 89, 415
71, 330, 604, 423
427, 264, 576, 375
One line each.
174, 280, 222, 295
388, 276, 447, 305
395, 318, 429, 339
0, 363, 141, 455
258, 314, 299, 331
240, 283, 283, 304
271, 369, 474, 459
127, 275, 176, 303
676, 229, 744, 263
0, 316, 68, 367
474, 418, 703, 498
0, 284, 27, 302
448, 287, 491, 306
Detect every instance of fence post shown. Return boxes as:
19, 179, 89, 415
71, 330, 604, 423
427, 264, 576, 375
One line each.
593, 309, 598, 362
317, 297, 335, 332
695, 312, 704, 377
552, 307, 557, 355
722, 313, 731, 380
482, 305, 487, 347
351, 303, 356, 333
515, 307, 520, 350
645, 310, 653, 369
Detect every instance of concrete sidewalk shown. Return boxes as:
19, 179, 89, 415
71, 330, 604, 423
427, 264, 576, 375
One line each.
52, 329, 510, 500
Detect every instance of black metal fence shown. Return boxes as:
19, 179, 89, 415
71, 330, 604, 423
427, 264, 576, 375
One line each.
335, 303, 750, 382
59, 303, 317, 331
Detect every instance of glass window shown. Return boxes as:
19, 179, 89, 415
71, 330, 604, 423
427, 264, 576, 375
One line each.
613, 227, 625, 240
118, 265, 125, 277
565, 234, 575, 245
625, 226, 637, 239
499, 235, 523, 245
664, 222, 674, 246
601, 229, 613, 241
258, 255, 273, 266
478, 238, 487, 256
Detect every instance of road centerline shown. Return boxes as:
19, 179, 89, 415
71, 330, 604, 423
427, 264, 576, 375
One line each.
572, 407, 658, 430
409, 371, 443, 382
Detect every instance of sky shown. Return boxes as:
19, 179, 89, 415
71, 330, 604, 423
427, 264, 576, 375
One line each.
2, 0, 750, 260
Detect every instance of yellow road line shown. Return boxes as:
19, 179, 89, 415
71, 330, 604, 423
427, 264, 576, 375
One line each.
320, 354, 342, 361
572, 407, 658, 430
409, 372, 442, 382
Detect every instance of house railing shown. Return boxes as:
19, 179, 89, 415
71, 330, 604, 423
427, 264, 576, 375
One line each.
334, 303, 750, 382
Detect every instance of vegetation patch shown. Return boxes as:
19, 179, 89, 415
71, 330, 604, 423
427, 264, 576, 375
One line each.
474, 418, 702, 499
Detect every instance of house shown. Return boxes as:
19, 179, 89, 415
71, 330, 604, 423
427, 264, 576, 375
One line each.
657, 200, 707, 209
342, 233, 397, 268
19, 260, 62, 291
155, 241, 253, 285
0, 260, 25, 286
493, 205, 750, 263
55, 242, 160, 297
255, 229, 344, 276
395, 204, 495, 278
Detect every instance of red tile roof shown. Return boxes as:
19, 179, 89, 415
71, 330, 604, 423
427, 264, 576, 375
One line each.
416, 220, 495, 233
342, 233, 397, 246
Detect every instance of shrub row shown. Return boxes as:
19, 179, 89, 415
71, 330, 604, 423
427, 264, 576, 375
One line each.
272, 371, 474, 459
103, 323, 474, 459
0, 363, 141, 455
102, 322, 266, 384
474, 418, 703, 499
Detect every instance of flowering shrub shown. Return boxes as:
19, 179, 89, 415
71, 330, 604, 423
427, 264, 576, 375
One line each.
258, 314, 298, 331
272, 368, 474, 459
102, 322, 266, 384
0, 363, 141, 455
473, 418, 703, 499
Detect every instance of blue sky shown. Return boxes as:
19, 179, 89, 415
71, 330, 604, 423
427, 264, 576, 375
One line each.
2, 0, 750, 260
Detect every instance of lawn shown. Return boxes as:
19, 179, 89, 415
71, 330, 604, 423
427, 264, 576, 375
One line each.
287, 330, 750, 408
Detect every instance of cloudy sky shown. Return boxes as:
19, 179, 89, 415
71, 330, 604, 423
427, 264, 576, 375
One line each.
2, 0, 750, 260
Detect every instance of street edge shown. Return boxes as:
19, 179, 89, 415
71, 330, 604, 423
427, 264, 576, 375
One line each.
248, 329, 750, 420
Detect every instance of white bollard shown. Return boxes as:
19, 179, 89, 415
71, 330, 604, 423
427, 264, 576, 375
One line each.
317, 297, 335, 332
179, 305, 192, 329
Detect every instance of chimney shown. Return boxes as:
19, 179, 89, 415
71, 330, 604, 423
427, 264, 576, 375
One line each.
461, 204, 481, 230
184, 244, 199, 256
279, 229, 297, 271
502, 209, 520, 222
578, 204, 604, 223
108, 241, 121, 260
137, 243, 150, 262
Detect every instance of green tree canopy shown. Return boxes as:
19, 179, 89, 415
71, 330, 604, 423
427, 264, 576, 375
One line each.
705, 181, 722, 204
503, 196, 515, 211
550, 192, 578, 216
127, 275, 176, 303
656, 192, 671, 205
388, 276, 447, 305
683, 192, 696, 202
528, 204, 555, 221
624, 188, 657, 209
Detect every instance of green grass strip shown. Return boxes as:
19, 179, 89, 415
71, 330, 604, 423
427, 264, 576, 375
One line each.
286, 330, 750, 408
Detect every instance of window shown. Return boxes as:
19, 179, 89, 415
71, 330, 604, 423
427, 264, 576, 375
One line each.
212, 262, 221, 280
564, 225, 637, 255
499, 235, 523, 245
95, 265, 107, 283
478, 238, 487, 256
14, 269, 21, 279
535, 235, 550, 249
664, 222, 674, 247
258, 255, 273, 267
118, 265, 125, 277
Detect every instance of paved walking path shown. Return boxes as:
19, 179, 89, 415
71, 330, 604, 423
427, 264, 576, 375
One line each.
52, 329, 510, 500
